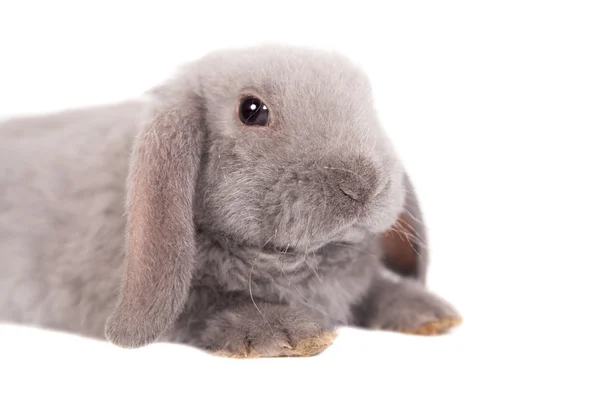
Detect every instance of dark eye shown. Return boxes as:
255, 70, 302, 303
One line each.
239, 97, 270, 126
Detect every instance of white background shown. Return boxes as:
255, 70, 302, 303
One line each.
1, 1, 599, 399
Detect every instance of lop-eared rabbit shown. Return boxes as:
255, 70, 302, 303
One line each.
0, 46, 461, 357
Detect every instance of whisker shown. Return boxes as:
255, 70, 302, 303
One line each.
310, 145, 338, 167
308, 250, 322, 282
386, 226, 425, 262
248, 262, 266, 320
320, 166, 369, 185
301, 212, 322, 283
294, 285, 309, 302
389, 224, 427, 249
248, 232, 277, 325
278, 243, 291, 276
292, 285, 327, 319
388, 225, 422, 244
328, 242, 380, 258
288, 263, 302, 287
402, 208, 426, 226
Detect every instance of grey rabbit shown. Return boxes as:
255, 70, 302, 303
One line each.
0, 45, 461, 357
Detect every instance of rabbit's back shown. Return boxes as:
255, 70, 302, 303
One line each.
0, 100, 145, 338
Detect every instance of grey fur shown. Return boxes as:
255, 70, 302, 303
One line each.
0, 45, 460, 355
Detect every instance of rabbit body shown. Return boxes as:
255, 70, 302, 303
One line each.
0, 46, 461, 356
0, 102, 142, 338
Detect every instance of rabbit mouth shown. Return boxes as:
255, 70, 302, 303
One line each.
255, 238, 372, 259
262, 243, 300, 256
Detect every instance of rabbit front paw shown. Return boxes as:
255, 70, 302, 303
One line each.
364, 278, 462, 335
199, 304, 336, 358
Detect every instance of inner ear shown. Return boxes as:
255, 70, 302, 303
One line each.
381, 172, 428, 283
381, 213, 421, 278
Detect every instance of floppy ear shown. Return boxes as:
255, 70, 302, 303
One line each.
105, 92, 204, 348
381, 172, 429, 284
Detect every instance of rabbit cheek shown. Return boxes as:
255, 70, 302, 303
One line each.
261, 172, 362, 250
262, 181, 309, 248
359, 177, 406, 234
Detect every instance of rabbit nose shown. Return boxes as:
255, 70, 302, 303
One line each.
339, 184, 362, 201
325, 159, 378, 204
337, 178, 372, 204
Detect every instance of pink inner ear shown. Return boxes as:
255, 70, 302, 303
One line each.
381, 213, 419, 277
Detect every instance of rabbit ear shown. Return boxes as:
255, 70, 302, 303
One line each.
381, 172, 429, 284
105, 96, 203, 348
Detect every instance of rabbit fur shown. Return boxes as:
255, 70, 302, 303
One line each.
0, 45, 461, 357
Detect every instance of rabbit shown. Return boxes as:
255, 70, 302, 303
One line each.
0, 45, 461, 357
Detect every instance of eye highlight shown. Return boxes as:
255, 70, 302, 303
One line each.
239, 97, 270, 126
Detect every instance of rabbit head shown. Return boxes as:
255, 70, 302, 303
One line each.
105, 45, 415, 348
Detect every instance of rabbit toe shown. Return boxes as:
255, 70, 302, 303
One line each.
281, 331, 338, 357
213, 330, 336, 359
203, 306, 336, 358
401, 316, 463, 335
377, 301, 463, 335
365, 279, 462, 335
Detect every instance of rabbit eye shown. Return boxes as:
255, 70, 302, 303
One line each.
239, 97, 270, 126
